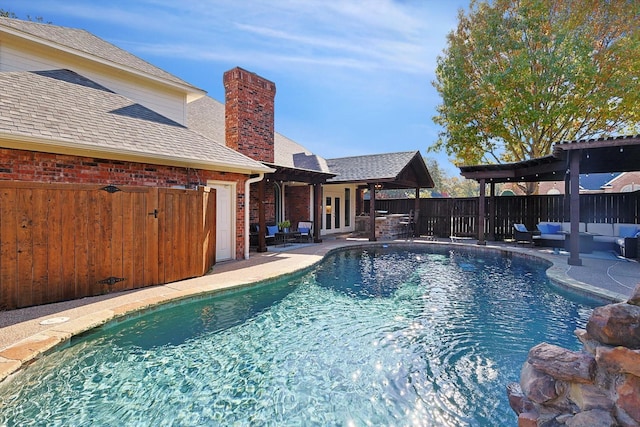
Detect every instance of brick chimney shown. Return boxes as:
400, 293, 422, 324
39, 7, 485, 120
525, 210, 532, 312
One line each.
223, 67, 276, 163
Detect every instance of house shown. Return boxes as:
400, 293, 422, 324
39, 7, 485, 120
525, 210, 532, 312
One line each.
0, 17, 433, 307
0, 16, 275, 264
537, 172, 640, 195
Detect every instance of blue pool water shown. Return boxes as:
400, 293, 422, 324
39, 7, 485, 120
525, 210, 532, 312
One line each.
0, 246, 600, 426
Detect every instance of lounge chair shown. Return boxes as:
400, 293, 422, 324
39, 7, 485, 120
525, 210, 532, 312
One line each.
296, 221, 313, 242
513, 223, 536, 243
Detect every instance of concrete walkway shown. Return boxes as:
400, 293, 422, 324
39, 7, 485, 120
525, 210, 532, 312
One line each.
1, 237, 638, 383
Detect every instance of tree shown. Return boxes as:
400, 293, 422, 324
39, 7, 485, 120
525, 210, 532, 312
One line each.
432, 0, 640, 187
1, 9, 48, 22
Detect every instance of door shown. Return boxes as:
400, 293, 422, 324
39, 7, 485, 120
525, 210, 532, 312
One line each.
209, 183, 233, 261
324, 193, 342, 233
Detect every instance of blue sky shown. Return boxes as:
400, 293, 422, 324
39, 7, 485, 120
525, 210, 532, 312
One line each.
4, 0, 470, 175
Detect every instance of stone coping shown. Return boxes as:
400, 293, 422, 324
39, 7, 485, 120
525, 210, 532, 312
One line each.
0, 239, 630, 384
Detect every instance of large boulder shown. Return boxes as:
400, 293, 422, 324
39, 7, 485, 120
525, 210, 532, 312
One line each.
616, 375, 640, 424
586, 303, 640, 348
565, 409, 617, 427
527, 342, 595, 383
568, 382, 614, 412
596, 346, 640, 377
520, 362, 562, 404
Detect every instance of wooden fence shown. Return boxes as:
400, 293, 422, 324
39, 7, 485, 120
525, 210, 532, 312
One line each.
367, 191, 640, 240
0, 182, 215, 310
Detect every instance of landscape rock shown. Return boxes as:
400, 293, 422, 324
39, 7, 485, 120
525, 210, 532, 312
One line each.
568, 382, 613, 411
507, 382, 535, 414
565, 409, 617, 427
510, 298, 640, 426
616, 375, 640, 424
627, 283, 640, 306
615, 406, 640, 427
596, 346, 640, 377
586, 303, 640, 348
527, 342, 595, 383
517, 411, 539, 427
520, 362, 561, 404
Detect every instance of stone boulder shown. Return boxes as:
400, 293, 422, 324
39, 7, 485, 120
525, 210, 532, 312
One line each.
507, 382, 535, 415
616, 375, 640, 425
565, 409, 617, 427
596, 346, 640, 377
586, 303, 640, 348
520, 361, 562, 404
627, 283, 640, 306
527, 342, 595, 383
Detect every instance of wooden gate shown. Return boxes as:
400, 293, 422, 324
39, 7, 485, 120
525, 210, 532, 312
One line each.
0, 183, 216, 310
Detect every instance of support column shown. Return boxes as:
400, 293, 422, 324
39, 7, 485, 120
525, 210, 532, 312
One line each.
313, 183, 323, 243
488, 182, 496, 241
477, 178, 486, 245
568, 152, 582, 266
369, 183, 377, 242
257, 179, 267, 252
414, 187, 420, 237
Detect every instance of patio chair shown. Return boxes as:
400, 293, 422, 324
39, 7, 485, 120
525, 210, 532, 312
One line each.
399, 210, 414, 238
513, 223, 536, 243
296, 221, 313, 243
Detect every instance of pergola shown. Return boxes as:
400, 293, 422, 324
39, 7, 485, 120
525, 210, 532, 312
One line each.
459, 135, 640, 265
254, 164, 335, 252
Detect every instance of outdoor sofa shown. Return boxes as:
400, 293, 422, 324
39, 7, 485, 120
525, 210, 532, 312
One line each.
532, 221, 639, 258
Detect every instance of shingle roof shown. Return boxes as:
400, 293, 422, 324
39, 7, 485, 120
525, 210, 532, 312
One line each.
187, 96, 332, 173
327, 151, 421, 182
0, 17, 200, 92
0, 70, 271, 173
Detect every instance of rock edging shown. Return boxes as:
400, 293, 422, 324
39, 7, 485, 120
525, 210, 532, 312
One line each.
508, 283, 640, 426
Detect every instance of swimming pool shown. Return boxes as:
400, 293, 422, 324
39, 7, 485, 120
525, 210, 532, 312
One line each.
0, 245, 600, 426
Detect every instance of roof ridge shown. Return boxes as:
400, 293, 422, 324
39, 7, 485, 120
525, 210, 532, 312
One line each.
326, 150, 418, 161
0, 16, 200, 92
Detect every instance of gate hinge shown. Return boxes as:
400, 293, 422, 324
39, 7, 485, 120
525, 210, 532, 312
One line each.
101, 185, 121, 193
97, 276, 125, 286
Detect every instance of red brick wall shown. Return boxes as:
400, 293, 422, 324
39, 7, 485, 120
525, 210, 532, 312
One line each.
0, 148, 249, 259
223, 67, 276, 163
286, 185, 311, 227
249, 183, 276, 225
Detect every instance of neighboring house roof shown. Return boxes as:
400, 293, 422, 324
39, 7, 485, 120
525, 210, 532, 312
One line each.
579, 172, 621, 190
187, 96, 332, 174
0, 70, 272, 174
0, 17, 203, 98
326, 151, 434, 188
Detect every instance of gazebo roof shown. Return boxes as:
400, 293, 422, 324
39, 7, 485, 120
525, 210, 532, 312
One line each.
326, 151, 435, 189
459, 135, 640, 182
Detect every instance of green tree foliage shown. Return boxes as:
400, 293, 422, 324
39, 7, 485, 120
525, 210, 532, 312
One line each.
432, 0, 640, 167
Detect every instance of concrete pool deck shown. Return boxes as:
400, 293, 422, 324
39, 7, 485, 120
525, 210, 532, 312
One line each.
1, 236, 638, 383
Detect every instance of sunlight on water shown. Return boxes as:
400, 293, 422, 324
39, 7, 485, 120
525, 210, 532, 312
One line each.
0, 246, 600, 426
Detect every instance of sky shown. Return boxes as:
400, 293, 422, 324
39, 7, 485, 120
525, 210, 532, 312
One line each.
3, 0, 470, 175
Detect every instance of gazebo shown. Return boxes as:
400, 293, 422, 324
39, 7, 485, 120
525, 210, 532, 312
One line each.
459, 135, 640, 265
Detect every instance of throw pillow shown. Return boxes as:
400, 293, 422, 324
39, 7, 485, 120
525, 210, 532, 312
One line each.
548, 224, 562, 234
619, 225, 638, 238
537, 223, 549, 234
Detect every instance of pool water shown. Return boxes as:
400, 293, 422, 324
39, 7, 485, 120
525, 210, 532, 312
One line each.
0, 246, 600, 426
